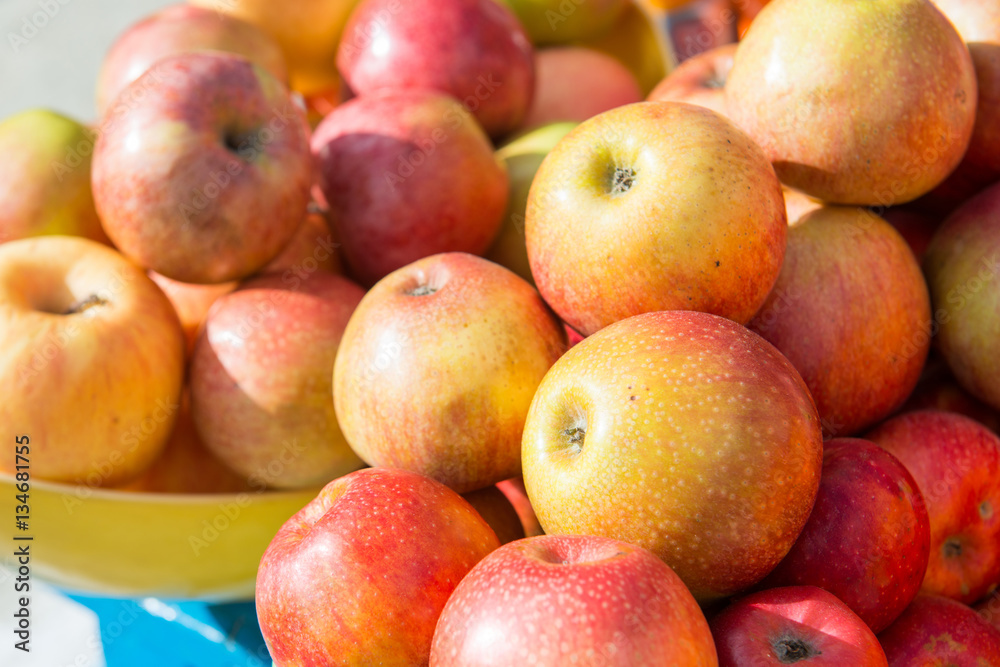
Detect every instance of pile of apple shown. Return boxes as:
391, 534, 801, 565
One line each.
3, 0, 1000, 663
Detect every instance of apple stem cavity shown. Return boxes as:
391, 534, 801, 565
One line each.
609, 166, 637, 196
943, 538, 963, 559
406, 284, 438, 296
63, 294, 108, 316
773, 637, 819, 663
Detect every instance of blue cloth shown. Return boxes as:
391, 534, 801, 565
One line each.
68, 595, 271, 667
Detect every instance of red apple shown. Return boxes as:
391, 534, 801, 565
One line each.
148, 272, 237, 358
923, 181, 1000, 411
747, 206, 931, 437
647, 43, 736, 117
867, 410, 1000, 604
711, 586, 887, 666
260, 210, 343, 276
526, 101, 787, 336
520, 46, 642, 129
521, 310, 823, 602
726, 0, 977, 205
190, 271, 366, 489
95, 4, 287, 116
333, 252, 567, 493
92, 52, 312, 285
337, 0, 535, 137
311, 91, 508, 287
0, 236, 185, 485
430, 534, 718, 666
461, 486, 526, 545
496, 477, 543, 538
256, 467, 500, 664
0, 110, 108, 246
878, 594, 1000, 664
759, 438, 930, 633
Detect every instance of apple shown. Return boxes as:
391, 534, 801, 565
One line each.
256, 467, 500, 665
931, 0, 1000, 42
0, 110, 108, 245
0, 236, 184, 486
337, 0, 535, 137
485, 121, 577, 284
734, 0, 772, 37
711, 586, 888, 666
526, 101, 786, 336
92, 52, 312, 285
747, 206, 931, 437
496, 477, 544, 537
960, 44, 1000, 187
461, 485, 526, 545
867, 410, 1000, 604
311, 91, 509, 287
148, 272, 236, 358
758, 438, 930, 633
260, 210, 343, 276
521, 310, 823, 602
495, 0, 628, 44
579, 0, 673, 95
647, 43, 736, 117
520, 46, 642, 130
726, 0, 977, 205
190, 0, 363, 96
190, 271, 366, 490
95, 4, 287, 117
430, 534, 718, 665
923, 181, 1000, 410
334, 252, 567, 493
878, 594, 1000, 664
116, 389, 251, 494
664, 0, 738, 64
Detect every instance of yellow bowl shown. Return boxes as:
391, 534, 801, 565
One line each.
0, 474, 316, 600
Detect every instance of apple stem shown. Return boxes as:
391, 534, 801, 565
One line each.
63, 294, 108, 315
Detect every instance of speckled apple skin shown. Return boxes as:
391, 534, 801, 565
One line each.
337, 0, 534, 137
311, 92, 509, 287
95, 4, 287, 115
92, 52, 312, 285
726, 0, 976, 205
431, 534, 717, 666
190, 272, 366, 489
521, 310, 823, 602
867, 410, 1000, 605
878, 594, 1000, 665
334, 252, 567, 493
710, 586, 888, 666
923, 182, 1000, 411
255, 467, 500, 666
526, 101, 787, 337
748, 206, 931, 437
759, 438, 930, 633
0, 237, 185, 485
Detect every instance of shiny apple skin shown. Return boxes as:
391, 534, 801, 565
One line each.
255, 467, 500, 665
92, 52, 312, 285
337, 0, 535, 137
867, 410, 1000, 604
430, 534, 718, 666
521, 310, 823, 602
647, 43, 736, 118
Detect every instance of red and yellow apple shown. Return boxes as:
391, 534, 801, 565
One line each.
647, 43, 736, 117
878, 594, 1000, 664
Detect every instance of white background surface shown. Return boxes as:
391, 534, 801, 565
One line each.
1, 0, 176, 122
